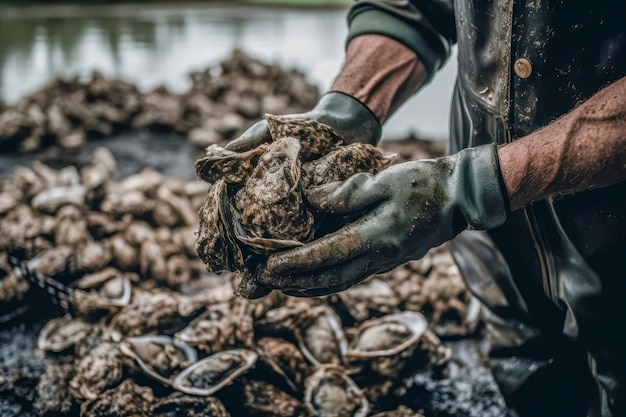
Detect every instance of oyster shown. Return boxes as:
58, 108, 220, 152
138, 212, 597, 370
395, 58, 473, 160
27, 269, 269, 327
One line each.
69, 341, 127, 400
152, 393, 230, 417
295, 305, 348, 367
195, 179, 244, 274
346, 312, 449, 380
34, 357, 75, 416
256, 336, 311, 392
302, 143, 394, 188
304, 365, 369, 417
332, 278, 400, 325
265, 114, 342, 159
80, 379, 154, 417
73, 267, 132, 314
239, 378, 313, 417
37, 314, 92, 352
120, 335, 197, 387
172, 349, 258, 396
195, 143, 268, 185
233, 136, 313, 246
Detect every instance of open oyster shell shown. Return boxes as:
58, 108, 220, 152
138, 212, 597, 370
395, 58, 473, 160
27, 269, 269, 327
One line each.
120, 335, 197, 387
295, 305, 348, 367
73, 267, 132, 314
37, 314, 92, 352
195, 143, 267, 185
172, 349, 258, 396
304, 365, 369, 417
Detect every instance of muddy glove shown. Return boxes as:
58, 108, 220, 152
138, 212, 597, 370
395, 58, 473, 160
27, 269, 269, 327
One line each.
225, 92, 381, 151
258, 143, 510, 297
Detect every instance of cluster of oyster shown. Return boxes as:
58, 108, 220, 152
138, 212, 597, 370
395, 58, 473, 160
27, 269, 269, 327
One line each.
194, 115, 396, 298
27, 273, 450, 417
0, 133, 478, 416
0, 146, 209, 319
0, 50, 320, 153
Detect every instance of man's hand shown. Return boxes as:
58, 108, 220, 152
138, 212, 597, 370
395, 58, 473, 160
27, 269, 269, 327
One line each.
258, 143, 509, 297
225, 92, 381, 152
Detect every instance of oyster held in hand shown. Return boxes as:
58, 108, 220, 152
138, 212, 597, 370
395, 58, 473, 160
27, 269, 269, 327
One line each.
195, 116, 394, 299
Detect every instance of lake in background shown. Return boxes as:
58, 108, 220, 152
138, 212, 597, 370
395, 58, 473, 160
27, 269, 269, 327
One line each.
0, 3, 458, 140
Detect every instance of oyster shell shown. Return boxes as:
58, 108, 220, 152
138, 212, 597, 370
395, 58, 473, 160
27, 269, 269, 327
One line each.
332, 278, 400, 325
256, 336, 311, 392
302, 143, 394, 188
37, 314, 92, 352
69, 341, 127, 400
80, 379, 154, 417
152, 393, 230, 417
234, 136, 313, 245
73, 267, 132, 314
120, 335, 197, 387
295, 305, 348, 367
239, 378, 313, 417
346, 311, 449, 380
195, 143, 267, 185
34, 357, 75, 416
370, 406, 425, 417
304, 365, 369, 417
195, 179, 244, 274
172, 349, 258, 396
265, 114, 343, 159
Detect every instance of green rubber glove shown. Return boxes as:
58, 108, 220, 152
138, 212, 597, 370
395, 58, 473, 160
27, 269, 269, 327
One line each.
258, 143, 510, 297
225, 92, 382, 151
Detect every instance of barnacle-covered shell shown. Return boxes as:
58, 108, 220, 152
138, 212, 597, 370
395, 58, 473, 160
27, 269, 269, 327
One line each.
195, 179, 244, 274
295, 305, 348, 367
195, 143, 267, 185
234, 136, 313, 245
172, 349, 258, 396
265, 114, 342, 159
37, 314, 92, 352
120, 335, 197, 387
302, 143, 395, 188
304, 365, 369, 417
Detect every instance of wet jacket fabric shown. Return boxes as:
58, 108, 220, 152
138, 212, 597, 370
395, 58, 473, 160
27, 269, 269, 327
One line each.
346, 1, 626, 416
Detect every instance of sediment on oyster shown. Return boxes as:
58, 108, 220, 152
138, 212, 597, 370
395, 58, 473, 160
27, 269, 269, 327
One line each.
233, 136, 313, 244
172, 349, 258, 396
304, 365, 369, 417
120, 335, 197, 387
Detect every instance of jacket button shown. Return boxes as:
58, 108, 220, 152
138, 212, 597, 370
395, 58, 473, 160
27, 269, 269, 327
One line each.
514, 58, 533, 78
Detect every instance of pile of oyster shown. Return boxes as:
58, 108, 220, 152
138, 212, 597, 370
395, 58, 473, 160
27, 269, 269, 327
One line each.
0, 50, 320, 153
194, 115, 396, 298
1, 138, 480, 416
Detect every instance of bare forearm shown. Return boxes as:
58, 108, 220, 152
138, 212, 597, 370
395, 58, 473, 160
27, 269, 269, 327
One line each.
331, 34, 428, 124
498, 76, 626, 211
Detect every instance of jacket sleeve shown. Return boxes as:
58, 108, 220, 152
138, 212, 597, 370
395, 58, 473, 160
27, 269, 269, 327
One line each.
347, 0, 456, 82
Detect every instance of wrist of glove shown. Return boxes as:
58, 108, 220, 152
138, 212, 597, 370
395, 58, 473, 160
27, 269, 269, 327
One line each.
258, 143, 510, 297
225, 92, 381, 151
